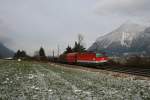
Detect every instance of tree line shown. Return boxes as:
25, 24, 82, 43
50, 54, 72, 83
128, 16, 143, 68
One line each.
14, 47, 47, 61
13, 34, 86, 61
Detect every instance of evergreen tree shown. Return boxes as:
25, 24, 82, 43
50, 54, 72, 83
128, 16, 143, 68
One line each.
17, 50, 21, 56
20, 50, 26, 57
73, 41, 86, 52
39, 47, 46, 57
14, 50, 21, 58
39, 47, 47, 61
14, 50, 27, 59
73, 41, 79, 52
64, 45, 73, 54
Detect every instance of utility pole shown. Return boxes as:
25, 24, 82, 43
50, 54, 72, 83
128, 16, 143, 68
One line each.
52, 50, 55, 61
57, 45, 60, 57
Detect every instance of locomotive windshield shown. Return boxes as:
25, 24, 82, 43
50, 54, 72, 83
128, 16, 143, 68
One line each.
96, 53, 103, 57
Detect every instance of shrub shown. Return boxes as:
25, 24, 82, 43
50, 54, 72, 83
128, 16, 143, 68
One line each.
125, 56, 150, 68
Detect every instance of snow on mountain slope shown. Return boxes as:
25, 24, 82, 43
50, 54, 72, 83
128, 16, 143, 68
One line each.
89, 22, 148, 56
96, 22, 145, 48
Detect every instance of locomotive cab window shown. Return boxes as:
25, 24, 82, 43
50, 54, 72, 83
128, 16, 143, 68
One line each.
96, 53, 103, 57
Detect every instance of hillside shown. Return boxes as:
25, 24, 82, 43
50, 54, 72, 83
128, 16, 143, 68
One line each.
0, 42, 14, 58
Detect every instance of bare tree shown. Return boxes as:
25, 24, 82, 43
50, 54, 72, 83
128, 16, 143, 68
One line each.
72, 34, 86, 52
78, 34, 84, 46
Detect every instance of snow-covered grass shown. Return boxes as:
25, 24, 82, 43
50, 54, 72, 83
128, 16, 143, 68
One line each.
0, 60, 150, 100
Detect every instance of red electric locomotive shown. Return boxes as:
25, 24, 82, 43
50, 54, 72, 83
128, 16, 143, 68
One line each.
59, 52, 109, 66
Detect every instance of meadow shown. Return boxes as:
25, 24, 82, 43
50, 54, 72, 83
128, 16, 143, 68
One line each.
0, 60, 150, 100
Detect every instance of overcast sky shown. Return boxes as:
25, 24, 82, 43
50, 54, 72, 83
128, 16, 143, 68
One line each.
0, 0, 150, 55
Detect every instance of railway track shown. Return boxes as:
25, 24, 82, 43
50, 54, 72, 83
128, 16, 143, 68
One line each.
97, 65, 150, 77
54, 62, 150, 77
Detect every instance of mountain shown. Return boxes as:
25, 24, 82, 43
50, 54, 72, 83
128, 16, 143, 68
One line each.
0, 42, 14, 58
88, 22, 150, 56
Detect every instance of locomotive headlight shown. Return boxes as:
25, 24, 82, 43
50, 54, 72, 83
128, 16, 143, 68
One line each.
102, 58, 105, 60
93, 58, 95, 61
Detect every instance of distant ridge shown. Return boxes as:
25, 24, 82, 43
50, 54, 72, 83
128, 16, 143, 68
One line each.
88, 22, 150, 56
0, 42, 14, 58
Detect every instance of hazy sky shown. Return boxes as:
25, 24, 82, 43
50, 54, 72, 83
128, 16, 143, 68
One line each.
0, 0, 150, 55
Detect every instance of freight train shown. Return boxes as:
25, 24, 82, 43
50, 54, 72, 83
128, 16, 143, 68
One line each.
59, 52, 109, 66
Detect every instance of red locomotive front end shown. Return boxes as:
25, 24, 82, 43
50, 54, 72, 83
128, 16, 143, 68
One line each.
60, 52, 109, 66
77, 52, 109, 64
